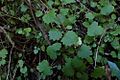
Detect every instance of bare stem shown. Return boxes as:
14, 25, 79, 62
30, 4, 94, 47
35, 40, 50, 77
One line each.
94, 30, 106, 68
0, 26, 14, 80
26, 0, 51, 45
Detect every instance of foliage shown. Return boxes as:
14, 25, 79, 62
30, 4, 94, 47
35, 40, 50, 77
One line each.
33, 46, 40, 54
18, 60, 28, 74
91, 67, 105, 78
77, 44, 92, 58
87, 21, 104, 36
37, 60, 53, 78
61, 31, 78, 46
20, 14, 31, 23
0, 0, 120, 80
42, 10, 56, 24
0, 49, 8, 66
61, 0, 76, 4
100, 4, 114, 15
48, 29, 62, 41
16, 27, 32, 37
46, 43, 61, 59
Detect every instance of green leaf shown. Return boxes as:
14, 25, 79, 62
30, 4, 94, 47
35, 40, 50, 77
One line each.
46, 43, 61, 59
20, 14, 31, 23
18, 60, 24, 68
62, 58, 74, 77
63, 15, 76, 26
75, 37, 82, 46
71, 57, 86, 70
90, 1, 97, 8
9, 10, 15, 16
16, 28, 31, 37
42, 10, 56, 24
23, 28, 32, 33
20, 66, 27, 74
56, 14, 66, 25
60, 8, 69, 16
61, 0, 76, 4
71, 57, 81, 69
23, 28, 32, 36
48, 29, 62, 41
111, 28, 120, 35
33, 49, 38, 54
68, 15, 76, 24
61, 31, 78, 46
111, 38, 119, 49
91, 67, 105, 78
83, 21, 90, 28
85, 12, 95, 20
98, 0, 109, 6
80, 73, 88, 80
37, 60, 53, 76
66, 25, 72, 30
111, 51, 117, 58
0, 59, 6, 66
111, 14, 116, 20
84, 35, 94, 44
50, 43, 61, 51
55, 0, 60, 5
20, 4, 28, 12
33, 46, 40, 54
100, 4, 114, 15
16, 28, 23, 35
87, 21, 104, 36
0, 49, 8, 58
35, 10, 43, 17
47, 0, 54, 8
77, 44, 92, 58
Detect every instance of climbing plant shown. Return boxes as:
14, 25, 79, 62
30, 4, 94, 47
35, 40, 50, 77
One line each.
0, 0, 120, 80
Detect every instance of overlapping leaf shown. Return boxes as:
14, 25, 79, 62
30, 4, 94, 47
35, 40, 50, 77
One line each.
46, 43, 61, 59
48, 29, 62, 41
77, 44, 92, 58
37, 60, 53, 76
42, 10, 56, 24
87, 21, 104, 36
61, 31, 78, 46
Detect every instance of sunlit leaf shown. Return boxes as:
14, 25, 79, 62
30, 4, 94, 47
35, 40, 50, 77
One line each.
37, 60, 53, 76
61, 31, 78, 46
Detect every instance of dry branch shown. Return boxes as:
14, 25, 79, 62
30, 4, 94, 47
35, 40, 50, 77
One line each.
0, 26, 14, 80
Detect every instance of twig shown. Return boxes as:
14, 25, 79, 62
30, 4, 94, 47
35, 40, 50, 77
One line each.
6, 46, 14, 80
1, 14, 20, 20
26, 0, 51, 45
11, 66, 18, 80
94, 20, 118, 68
0, 35, 5, 48
0, 26, 14, 46
39, 0, 49, 10
94, 29, 106, 68
80, 2, 95, 13
0, 26, 15, 80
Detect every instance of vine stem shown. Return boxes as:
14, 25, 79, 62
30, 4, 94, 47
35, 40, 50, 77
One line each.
0, 26, 15, 80
11, 66, 18, 80
94, 28, 107, 68
94, 20, 118, 68
39, 0, 49, 10
26, 0, 51, 45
